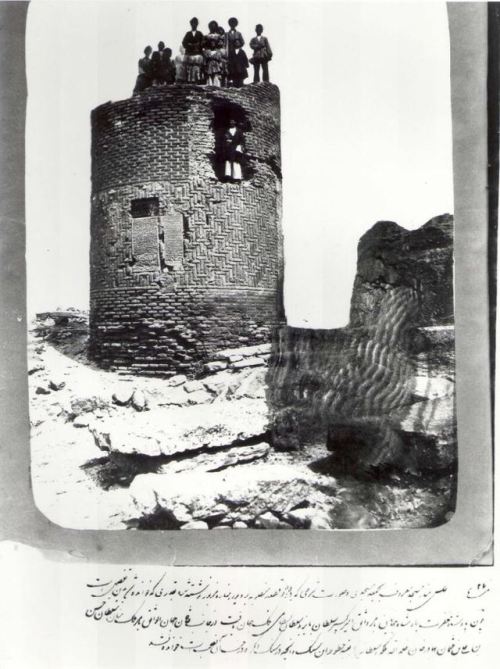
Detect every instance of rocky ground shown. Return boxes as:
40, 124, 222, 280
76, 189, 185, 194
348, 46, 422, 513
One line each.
28, 310, 455, 531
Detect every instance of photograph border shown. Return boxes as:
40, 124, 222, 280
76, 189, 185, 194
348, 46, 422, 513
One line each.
0, 0, 494, 566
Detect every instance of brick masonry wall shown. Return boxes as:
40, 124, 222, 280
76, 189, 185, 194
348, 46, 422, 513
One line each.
89, 84, 283, 376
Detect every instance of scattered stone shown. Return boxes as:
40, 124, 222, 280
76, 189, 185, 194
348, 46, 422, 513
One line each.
28, 364, 45, 375
70, 396, 108, 416
36, 310, 81, 325
332, 503, 376, 529
91, 398, 269, 457
234, 513, 254, 525
255, 511, 280, 529
287, 499, 311, 513
210, 344, 271, 362
73, 415, 91, 428
309, 514, 333, 530
180, 520, 208, 530
203, 375, 229, 396
49, 378, 66, 391
158, 442, 270, 474
157, 387, 189, 407
184, 380, 204, 393
38, 316, 56, 328
167, 374, 187, 387
198, 503, 229, 525
216, 368, 254, 399
186, 390, 213, 405
35, 386, 51, 395
131, 389, 148, 412
232, 521, 248, 529
112, 386, 134, 406
221, 495, 250, 508
231, 357, 266, 370
228, 354, 243, 363
231, 368, 267, 399
170, 504, 192, 525
212, 525, 231, 530
204, 361, 227, 374
285, 507, 330, 529
128, 465, 322, 523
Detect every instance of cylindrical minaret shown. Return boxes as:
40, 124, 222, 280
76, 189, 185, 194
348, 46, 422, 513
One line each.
89, 83, 283, 376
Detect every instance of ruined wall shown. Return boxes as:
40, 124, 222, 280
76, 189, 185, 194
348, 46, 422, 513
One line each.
89, 84, 283, 376
268, 215, 456, 475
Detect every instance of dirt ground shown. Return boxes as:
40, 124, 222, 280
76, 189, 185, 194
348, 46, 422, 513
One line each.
28, 313, 456, 531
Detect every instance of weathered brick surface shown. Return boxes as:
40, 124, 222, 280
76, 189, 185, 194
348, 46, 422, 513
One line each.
89, 84, 283, 376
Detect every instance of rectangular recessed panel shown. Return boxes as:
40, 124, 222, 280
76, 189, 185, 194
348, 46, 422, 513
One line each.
132, 217, 160, 270
162, 210, 184, 264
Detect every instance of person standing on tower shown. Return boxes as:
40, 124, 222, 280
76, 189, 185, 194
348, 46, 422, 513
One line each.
133, 45, 153, 94
226, 16, 245, 52
182, 17, 204, 83
226, 17, 244, 85
151, 41, 165, 85
217, 25, 228, 87
161, 47, 176, 84
249, 24, 272, 83
203, 20, 223, 86
175, 44, 187, 83
228, 39, 249, 87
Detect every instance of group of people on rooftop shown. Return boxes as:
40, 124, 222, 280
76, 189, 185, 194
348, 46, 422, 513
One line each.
133, 17, 273, 93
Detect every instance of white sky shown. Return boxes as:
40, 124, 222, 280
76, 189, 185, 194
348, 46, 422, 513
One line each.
25, 0, 453, 327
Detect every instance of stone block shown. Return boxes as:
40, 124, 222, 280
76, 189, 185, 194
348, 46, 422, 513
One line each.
204, 361, 228, 373
231, 356, 266, 370
183, 380, 204, 393
91, 397, 269, 457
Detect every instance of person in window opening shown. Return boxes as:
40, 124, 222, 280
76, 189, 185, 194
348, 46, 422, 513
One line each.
217, 25, 228, 87
151, 41, 165, 85
228, 39, 249, 87
224, 119, 245, 182
249, 24, 272, 83
161, 47, 176, 84
133, 46, 153, 94
203, 20, 223, 86
182, 17, 204, 83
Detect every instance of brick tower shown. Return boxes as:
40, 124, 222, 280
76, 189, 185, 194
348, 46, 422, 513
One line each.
89, 83, 283, 376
